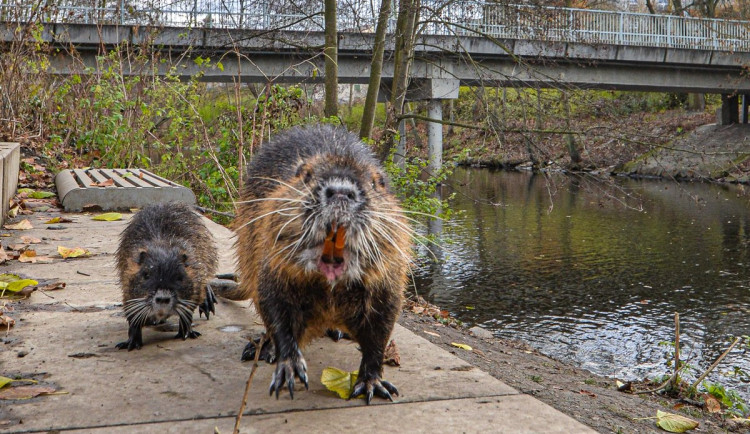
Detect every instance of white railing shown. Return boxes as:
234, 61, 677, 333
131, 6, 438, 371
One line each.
0, 1, 748, 52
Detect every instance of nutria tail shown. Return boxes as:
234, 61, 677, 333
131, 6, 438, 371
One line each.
115, 202, 218, 350
234, 124, 413, 404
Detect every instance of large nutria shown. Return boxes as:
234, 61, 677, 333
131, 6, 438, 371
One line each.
115, 202, 218, 350
230, 125, 413, 404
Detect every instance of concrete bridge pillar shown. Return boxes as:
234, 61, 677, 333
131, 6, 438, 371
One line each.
718, 94, 740, 125
427, 99, 443, 175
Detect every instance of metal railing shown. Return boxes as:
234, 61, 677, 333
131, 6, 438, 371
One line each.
1, 1, 748, 52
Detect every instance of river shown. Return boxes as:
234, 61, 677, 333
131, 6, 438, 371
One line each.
414, 168, 750, 402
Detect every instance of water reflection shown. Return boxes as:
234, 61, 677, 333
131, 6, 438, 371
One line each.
414, 168, 750, 399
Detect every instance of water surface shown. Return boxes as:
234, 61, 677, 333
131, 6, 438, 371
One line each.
414, 168, 750, 399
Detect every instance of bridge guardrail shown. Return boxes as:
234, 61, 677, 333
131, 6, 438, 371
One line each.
0, 1, 748, 52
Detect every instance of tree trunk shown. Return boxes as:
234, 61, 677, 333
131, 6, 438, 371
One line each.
324, 0, 338, 119
359, 0, 392, 140
381, 0, 420, 159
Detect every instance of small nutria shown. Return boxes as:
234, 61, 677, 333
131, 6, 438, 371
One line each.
230, 125, 413, 404
115, 202, 218, 350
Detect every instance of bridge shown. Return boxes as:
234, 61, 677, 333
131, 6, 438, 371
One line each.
3, 1, 750, 170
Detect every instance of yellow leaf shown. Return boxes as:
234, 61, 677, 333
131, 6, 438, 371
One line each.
92, 212, 122, 221
320, 367, 358, 399
451, 342, 473, 351
45, 217, 61, 224
656, 410, 699, 432
0, 376, 11, 389
6, 279, 38, 292
58, 246, 90, 259
0, 273, 21, 283
4, 219, 33, 230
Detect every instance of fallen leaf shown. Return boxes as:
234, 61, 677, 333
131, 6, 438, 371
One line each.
656, 410, 699, 432
92, 212, 122, 221
0, 376, 11, 389
18, 250, 37, 263
58, 246, 90, 259
0, 273, 21, 283
20, 236, 41, 244
39, 281, 65, 291
0, 385, 56, 400
91, 179, 114, 187
321, 367, 359, 399
7, 205, 19, 218
579, 389, 597, 398
411, 306, 424, 314
45, 217, 72, 224
0, 249, 7, 263
121, 172, 133, 178
0, 314, 15, 327
4, 219, 33, 230
6, 279, 38, 292
16, 188, 34, 194
383, 340, 401, 366
9, 244, 29, 251
451, 342, 472, 351
703, 393, 721, 413
28, 191, 55, 199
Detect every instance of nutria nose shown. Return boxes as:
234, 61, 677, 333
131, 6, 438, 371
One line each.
154, 296, 171, 305
324, 186, 356, 202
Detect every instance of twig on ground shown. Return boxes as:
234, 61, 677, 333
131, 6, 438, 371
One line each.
690, 337, 742, 390
234, 333, 266, 434
195, 206, 236, 219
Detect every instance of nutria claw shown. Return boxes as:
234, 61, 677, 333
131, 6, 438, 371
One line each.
349, 376, 399, 405
269, 356, 308, 399
199, 284, 218, 320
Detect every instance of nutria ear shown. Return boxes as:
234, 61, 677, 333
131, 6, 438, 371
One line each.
136, 250, 147, 265
295, 162, 313, 183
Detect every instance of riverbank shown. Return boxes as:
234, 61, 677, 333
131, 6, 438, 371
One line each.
399, 303, 749, 433
439, 108, 750, 185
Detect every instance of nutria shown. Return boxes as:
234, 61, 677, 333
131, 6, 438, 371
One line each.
230, 125, 413, 404
115, 202, 218, 350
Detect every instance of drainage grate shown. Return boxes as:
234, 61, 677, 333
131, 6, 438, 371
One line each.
55, 168, 196, 212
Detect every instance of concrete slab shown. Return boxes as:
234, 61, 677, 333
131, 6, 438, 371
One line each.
81, 396, 582, 433
0, 209, 595, 433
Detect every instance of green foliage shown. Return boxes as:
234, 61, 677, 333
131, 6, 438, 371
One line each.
704, 382, 749, 417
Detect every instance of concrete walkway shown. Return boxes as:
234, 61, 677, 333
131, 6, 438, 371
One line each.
0, 209, 595, 433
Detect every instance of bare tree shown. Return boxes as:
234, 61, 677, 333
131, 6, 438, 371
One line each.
359, 0, 392, 140
324, 0, 338, 119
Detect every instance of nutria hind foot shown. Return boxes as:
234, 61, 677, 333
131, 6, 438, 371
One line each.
269, 352, 309, 399
199, 283, 218, 320
349, 373, 399, 404
241, 337, 276, 363
325, 329, 351, 342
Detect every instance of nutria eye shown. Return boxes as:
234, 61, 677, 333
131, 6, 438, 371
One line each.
371, 181, 376, 190
143, 272, 150, 280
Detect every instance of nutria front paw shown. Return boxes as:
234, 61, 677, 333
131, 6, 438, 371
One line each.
241, 338, 276, 363
199, 284, 218, 320
349, 375, 398, 404
115, 337, 142, 351
175, 329, 201, 340
269, 355, 309, 399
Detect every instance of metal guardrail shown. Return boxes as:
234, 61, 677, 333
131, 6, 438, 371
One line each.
0, 1, 748, 52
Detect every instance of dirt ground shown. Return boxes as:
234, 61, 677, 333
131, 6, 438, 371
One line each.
398, 310, 748, 434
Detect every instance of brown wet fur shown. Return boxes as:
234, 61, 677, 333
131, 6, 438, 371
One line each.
115, 202, 218, 349
233, 125, 413, 403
